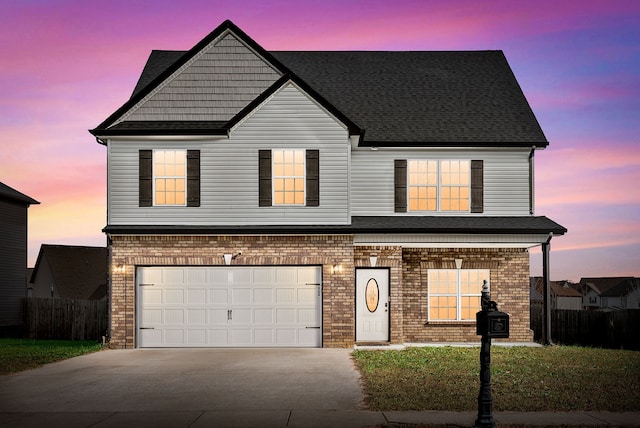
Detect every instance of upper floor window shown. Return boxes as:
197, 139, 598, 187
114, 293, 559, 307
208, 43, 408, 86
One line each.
259, 149, 319, 207
139, 149, 200, 207
154, 150, 186, 205
408, 160, 470, 212
272, 149, 305, 205
428, 269, 488, 321
395, 159, 482, 213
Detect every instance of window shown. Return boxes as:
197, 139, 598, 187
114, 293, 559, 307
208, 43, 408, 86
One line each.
408, 160, 470, 212
272, 149, 305, 205
154, 150, 186, 205
139, 149, 200, 207
395, 159, 482, 213
428, 269, 488, 321
258, 149, 319, 207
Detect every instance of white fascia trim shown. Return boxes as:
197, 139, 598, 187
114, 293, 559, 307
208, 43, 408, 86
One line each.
353, 233, 550, 249
101, 135, 229, 142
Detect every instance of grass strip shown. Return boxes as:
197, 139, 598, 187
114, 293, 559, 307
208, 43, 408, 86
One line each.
0, 338, 103, 375
353, 346, 640, 412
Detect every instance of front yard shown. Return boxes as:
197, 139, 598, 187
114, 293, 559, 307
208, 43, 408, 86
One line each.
353, 345, 640, 412
0, 338, 103, 375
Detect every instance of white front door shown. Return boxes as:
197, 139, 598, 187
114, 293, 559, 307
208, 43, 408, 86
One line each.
356, 268, 389, 342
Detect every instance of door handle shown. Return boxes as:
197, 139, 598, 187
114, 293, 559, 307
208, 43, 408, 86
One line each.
384, 302, 388, 312
227, 309, 233, 321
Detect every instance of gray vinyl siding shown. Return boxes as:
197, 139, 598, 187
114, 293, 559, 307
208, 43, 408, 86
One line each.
351, 149, 531, 216
107, 83, 350, 226
118, 32, 282, 123
0, 199, 28, 326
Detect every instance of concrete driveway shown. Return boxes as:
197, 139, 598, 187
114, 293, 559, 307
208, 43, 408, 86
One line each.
0, 348, 384, 427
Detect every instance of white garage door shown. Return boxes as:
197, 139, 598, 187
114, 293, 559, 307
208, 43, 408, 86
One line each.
137, 266, 322, 348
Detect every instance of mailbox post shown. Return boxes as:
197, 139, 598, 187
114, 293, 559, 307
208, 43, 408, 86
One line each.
475, 280, 509, 428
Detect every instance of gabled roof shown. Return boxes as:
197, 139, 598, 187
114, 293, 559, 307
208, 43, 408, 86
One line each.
30, 245, 108, 300
600, 278, 640, 298
579, 277, 634, 295
0, 181, 39, 205
91, 19, 548, 148
530, 277, 583, 298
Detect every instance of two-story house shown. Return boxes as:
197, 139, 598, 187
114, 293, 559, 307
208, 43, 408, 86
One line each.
90, 20, 566, 348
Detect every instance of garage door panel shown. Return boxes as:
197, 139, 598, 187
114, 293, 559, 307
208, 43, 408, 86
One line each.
187, 329, 206, 345
209, 288, 228, 304
276, 288, 296, 304
208, 329, 228, 345
142, 288, 162, 304
187, 288, 206, 304
276, 308, 296, 324
232, 288, 251, 305
164, 329, 185, 345
186, 268, 207, 284
138, 266, 321, 348
142, 309, 162, 324
164, 309, 185, 324
164, 269, 185, 284
187, 309, 206, 324
254, 288, 273, 304
254, 308, 274, 324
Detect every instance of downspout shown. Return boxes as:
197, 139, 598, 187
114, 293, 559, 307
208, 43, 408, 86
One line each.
542, 232, 553, 345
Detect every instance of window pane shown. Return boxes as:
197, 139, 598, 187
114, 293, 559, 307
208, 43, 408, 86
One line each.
154, 150, 187, 206
273, 149, 305, 205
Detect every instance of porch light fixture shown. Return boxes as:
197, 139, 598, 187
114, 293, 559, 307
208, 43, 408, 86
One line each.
369, 256, 378, 267
223, 254, 232, 266
113, 263, 125, 274
455, 258, 463, 270
331, 264, 343, 274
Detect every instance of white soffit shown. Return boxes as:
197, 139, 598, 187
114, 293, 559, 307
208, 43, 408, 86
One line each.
353, 233, 550, 249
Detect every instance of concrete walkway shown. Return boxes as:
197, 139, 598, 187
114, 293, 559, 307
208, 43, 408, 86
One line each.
0, 349, 638, 427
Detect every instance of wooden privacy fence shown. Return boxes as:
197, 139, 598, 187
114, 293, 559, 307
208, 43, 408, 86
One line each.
24, 297, 108, 341
531, 304, 640, 350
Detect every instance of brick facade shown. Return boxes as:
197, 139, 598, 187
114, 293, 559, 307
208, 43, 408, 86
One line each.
109, 235, 532, 348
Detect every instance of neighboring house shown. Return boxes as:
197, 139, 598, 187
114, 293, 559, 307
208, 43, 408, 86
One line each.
583, 277, 640, 311
0, 182, 39, 335
30, 245, 108, 300
579, 277, 635, 311
90, 20, 566, 349
530, 277, 583, 310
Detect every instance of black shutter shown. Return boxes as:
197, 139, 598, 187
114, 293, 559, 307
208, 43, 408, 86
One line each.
306, 150, 319, 207
394, 159, 407, 213
471, 160, 484, 213
186, 150, 200, 207
258, 150, 272, 207
139, 150, 153, 207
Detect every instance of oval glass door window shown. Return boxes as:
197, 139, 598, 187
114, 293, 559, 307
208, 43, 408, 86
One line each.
365, 278, 379, 312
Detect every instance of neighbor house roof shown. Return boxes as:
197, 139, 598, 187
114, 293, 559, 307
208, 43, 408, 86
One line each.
91, 20, 548, 148
0, 182, 39, 205
30, 245, 108, 300
600, 278, 640, 298
103, 215, 566, 235
579, 277, 634, 295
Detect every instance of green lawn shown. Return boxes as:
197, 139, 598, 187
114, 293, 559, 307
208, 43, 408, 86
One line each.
0, 338, 103, 375
353, 346, 640, 412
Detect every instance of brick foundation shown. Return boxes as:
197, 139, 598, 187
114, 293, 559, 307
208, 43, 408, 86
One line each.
109, 235, 532, 348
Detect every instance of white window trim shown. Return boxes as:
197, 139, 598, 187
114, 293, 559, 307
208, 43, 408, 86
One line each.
408, 160, 471, 213
152, 149, 187, 207
272, 148, 306, 206
427, 269, 488, 322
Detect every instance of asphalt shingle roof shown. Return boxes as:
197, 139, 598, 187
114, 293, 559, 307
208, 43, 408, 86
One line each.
100, 20, 548, 147
0, 182, 39, 205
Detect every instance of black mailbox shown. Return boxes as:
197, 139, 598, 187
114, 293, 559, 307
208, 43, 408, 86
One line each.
476, 310, 510, 338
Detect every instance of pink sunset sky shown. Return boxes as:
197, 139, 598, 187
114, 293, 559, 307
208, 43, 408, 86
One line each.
1, 0, 638, 282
